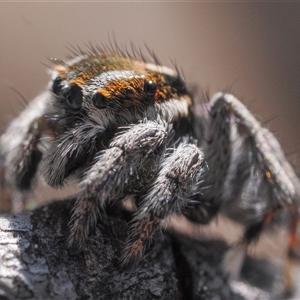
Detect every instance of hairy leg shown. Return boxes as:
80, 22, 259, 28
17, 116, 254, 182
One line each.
211, 94, 300, 293
182, 93, 233, 224
1, 92, 55, 191
67, 121, 169, 254
122, 142, 205, 265
41, 121, 106, 187
0, 92, 57, 211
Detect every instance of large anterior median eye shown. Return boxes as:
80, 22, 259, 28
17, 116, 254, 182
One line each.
92, 92, 107, 109
61, 84, 83, 110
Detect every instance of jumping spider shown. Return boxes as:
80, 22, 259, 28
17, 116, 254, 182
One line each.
1, 45, 300, 292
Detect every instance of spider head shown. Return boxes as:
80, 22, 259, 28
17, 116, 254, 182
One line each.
49, 53, 192, 126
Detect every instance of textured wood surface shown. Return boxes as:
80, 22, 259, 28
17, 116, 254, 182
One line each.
0, 198, 295, 300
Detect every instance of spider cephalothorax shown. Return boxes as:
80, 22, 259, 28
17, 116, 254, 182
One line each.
1, 46, 300, 293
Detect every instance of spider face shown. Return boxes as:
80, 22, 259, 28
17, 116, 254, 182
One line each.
38, 53, 193, 189
51, 54, 190, 116
1, 46, 299, 293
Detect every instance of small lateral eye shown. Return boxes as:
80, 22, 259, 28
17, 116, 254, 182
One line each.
52, 77, 62, 95
144, 80, 157, 97
62, 84, 83, 110
125, 87, 134, 95
92, 92, 107, 109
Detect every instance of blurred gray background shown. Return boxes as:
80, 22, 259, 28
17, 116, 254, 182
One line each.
0, 2, 300, 162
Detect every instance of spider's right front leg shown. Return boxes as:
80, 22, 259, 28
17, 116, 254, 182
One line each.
67, 120, 170, 255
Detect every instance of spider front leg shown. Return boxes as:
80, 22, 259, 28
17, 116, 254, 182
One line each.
41, 121, 106, 187
67, 121, 170, 255
0, 92, 55, 211
122, 142, 206, 265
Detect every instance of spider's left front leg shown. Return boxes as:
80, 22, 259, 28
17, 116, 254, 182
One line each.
0, 91, 56, 211
67, 120, 170, 255
122, 142, 206, 265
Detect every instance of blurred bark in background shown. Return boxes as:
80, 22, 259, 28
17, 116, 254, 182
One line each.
0, 198, 288, 300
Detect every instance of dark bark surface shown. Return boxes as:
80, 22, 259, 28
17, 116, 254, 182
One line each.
0, 198, 287, 299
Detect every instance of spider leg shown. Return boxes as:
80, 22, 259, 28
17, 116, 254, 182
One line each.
222, 208, 278, 279
41, 121, 106, 187
284, 209, 299, 295
223, 204, 299, 296
122, 142, 205, 265
1, 92, 55, 190
218, 93, 300, 207
67, 120, 169, 255
0, 92, 55, 210
182, 93, 233, 224
212, 93, 300, 293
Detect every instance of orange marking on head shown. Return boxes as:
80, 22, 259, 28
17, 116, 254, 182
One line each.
65, 54, 136, 85
56, 69, 67, 80
52, 54, 190, 109
97, 89, 110, 98
69, 79, 85, 87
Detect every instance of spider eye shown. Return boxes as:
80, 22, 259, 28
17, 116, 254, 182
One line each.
62, 84, 83, 110
125, 87, 134, 95
52, 77, 62, 95
144, 80, 157, 97
92, 92, 107, 109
